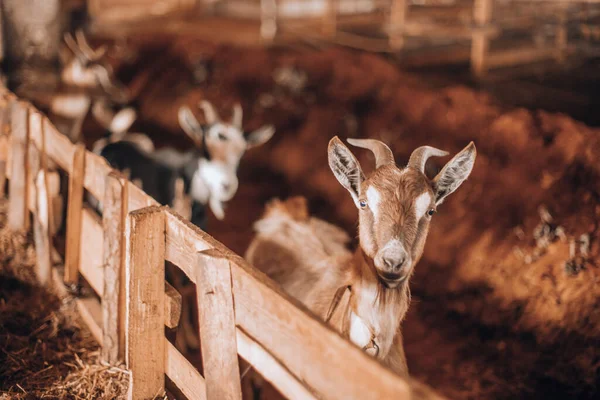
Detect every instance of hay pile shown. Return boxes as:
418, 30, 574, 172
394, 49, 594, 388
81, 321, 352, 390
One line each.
0, 199, 129, 399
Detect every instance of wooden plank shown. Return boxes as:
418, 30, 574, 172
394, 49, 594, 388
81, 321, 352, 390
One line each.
126, 206, 166, 400
166, 341, 207, 400
237, 328, 316, 400
388, 0, 407, 50
196, 249, 242, 400
33, 171, 51, 285
165, 281, 182, 329
79, 207, 104, 296
102, 172, 127, 363
8, 102, 29, 230
0, 134, 8, 197
40, 118, 75, 172
471, 0, 493, 78
77, 296, 103, 344
64, 144, 86, 283
165, 212, 212, 283
0, 160, 6, 198
485, 47, 560, 70
126, 182, 158, 212
83, 150, 112, 203
164, 212, 410, 399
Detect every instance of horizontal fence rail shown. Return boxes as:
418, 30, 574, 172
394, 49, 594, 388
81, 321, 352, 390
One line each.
0, 87, 442, 400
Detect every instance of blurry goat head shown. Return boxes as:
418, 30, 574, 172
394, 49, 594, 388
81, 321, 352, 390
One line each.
177, 101, 275, 219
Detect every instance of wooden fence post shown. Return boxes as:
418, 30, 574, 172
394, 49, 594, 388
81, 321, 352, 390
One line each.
64, 144, 86, 283
389, 0, 407, 50
8, 102, 28, 230
102, 172, 128, 364
126, 206, 166, 400
33, 170, 51, 284
196, 249, 242, 400
471, 0, 493, 78
0, 106, 10, 198
322, 0, 338, 37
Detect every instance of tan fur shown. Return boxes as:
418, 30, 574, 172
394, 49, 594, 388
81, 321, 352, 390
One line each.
247, 195, 414, 376
246, 139, 475, 378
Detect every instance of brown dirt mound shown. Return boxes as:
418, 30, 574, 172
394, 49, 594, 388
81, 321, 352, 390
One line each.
0, 200, 129, 399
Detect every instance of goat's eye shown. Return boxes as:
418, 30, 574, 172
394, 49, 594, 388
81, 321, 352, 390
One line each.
359, 200, 367, 208
427, 209, 436, 216
218, 132, 228, 141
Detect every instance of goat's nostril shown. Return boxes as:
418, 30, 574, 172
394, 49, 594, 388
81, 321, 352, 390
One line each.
383, 256, 406, 271
222, 183, 231, 192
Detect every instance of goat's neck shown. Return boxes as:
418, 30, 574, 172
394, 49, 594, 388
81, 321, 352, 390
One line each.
345, 247, 410, 359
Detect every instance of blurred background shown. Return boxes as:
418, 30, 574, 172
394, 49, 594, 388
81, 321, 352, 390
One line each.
1, 0, 600, 399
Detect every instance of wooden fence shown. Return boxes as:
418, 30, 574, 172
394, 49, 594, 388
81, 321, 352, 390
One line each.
0, 88, 439, 399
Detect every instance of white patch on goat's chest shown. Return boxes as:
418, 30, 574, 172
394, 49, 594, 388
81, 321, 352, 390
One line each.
189, 160, 210, 204
349, 281, 400, 358
349, 312, 372, 350
349, 283, 378, 350
366, 186, 381, 218
414, 192, 431, 219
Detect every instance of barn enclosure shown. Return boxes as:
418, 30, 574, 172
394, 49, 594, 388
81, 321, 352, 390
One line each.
1, 1, 600, 399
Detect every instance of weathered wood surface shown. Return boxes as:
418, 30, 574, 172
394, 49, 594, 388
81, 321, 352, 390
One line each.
126, 206, 166, 400
8, 102, 28, 230
165, 281, 182, 329
64, 144, 85, 283
237, 328, 316, 400
166, 341, 207, 400
33, 170, 51, 284
102, 172, 127, 363
196, 249, 243, 400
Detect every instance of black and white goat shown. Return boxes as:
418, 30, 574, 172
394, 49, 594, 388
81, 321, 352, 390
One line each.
98, 100, 274, 226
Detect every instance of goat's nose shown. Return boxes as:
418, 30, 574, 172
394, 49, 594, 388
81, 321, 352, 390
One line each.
222, 183, 231, 192
383, 255, 406, 272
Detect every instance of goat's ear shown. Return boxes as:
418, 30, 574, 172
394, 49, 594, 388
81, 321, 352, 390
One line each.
246, 125, 275, 149
109, 107, 136, 139
328, 136, 365, 207
178, 106, 204, 146
432, 142, 476, 206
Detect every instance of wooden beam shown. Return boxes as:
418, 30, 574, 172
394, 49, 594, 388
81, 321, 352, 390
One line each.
126, 206, 166, 400
79, 207, 104, 295
196, 249, 242, 400
166, 341, 207, 400
77, 296, 103, 344
485, 46, 560, 70
33, 170, 51, 285
236, 328, 316, 400
64, 144, 86, 283
102, 172, 127, 364
8, 102, 28, 230
165, 281, 182, 329
389, 0, 407, 50
471, 0, 493, 78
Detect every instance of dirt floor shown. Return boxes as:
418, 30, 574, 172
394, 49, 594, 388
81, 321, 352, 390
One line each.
0, 200, 130, 399
31, 34, 600, 399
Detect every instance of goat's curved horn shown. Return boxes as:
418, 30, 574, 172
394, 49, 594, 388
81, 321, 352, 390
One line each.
199, 100, 220, 124
75, 29, 97, 60
407, 146, 449, 173
347, 138, 395, 169
231, 103, 243, 129
64, 33, 85, 60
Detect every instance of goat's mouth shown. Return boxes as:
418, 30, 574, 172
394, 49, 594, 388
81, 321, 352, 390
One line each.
377, 271, 408, 288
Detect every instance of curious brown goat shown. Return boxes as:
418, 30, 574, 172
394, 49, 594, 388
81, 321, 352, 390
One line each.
246, 136, 476, 377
